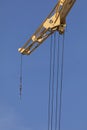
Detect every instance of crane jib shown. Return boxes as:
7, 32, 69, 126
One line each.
18, 0, 76, 55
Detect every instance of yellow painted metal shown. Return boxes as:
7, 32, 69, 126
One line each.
18, 0, 76, 55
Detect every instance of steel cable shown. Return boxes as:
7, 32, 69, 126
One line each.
50, 32, 56, 130
48, 31, 65, 130
55, 33, 60, 130
20, 54, 23, 99
58, 33, 65, 130
48, 34, 53, 130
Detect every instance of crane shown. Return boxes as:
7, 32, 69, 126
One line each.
18, 0, 76, 128
18, 0, 76, 55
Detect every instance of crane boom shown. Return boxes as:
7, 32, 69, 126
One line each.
18, 0, 76, 55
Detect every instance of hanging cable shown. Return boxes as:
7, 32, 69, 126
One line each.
48, 31, 65, 130
50, 32, 56, 130
48, 34, 53, 130
55, 33, 60, 130
20, 54, 23, 99
58, 33, 65, 130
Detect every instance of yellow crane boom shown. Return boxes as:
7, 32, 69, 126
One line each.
18, 0, 76, 55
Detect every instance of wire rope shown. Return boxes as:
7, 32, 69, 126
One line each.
50, 32, 56, 130
55, 33, 60, 130
20, 54, 23, 99
48, 34, 53, 130
58, 33, 65, 130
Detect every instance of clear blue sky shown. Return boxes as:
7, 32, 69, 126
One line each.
0, 0, 87, 130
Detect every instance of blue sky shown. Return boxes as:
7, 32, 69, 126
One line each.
0, 0, 87, 130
